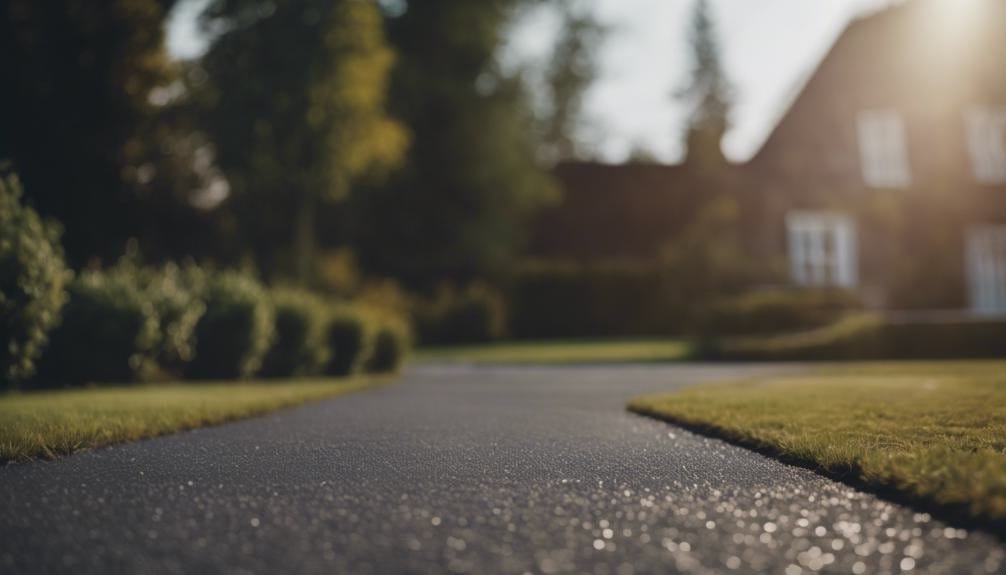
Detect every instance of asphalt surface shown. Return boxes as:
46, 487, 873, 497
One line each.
1, 364, 1003, 575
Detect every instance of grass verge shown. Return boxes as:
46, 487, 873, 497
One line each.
417, 338, 692, 365
628, 362, 1006, 527
0, 377, 382, 463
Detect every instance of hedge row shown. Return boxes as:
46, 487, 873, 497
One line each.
1, 181, 409, 389
14, 265, 410, 389
703, 313, 1006, 361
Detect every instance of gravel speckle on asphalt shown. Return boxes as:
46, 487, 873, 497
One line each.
1, 364, 1003, 574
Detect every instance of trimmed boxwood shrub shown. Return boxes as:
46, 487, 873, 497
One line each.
323, 309, 370, 376
0, 173, 70, 386
143, 262, 206, 374
260, 289, 328, 378
34, 271, 159, 386
704, 313, 1006, 361
186, 272, 274, 380
698, 288, 862, 337
415, 282, 507, 345
366, 318, 410, 373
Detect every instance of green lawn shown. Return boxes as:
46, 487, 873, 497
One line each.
417, 338, 692, 365
0, 377, 382, 462
628, 362, 1006, 526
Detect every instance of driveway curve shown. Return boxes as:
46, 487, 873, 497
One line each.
1, 364, 1003, 574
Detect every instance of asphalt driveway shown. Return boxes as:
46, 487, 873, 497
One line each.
0, 364, 1002, 574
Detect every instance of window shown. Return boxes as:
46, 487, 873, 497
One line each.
857, 109, 910, 188
787, 212, 858, 288
967, 226, 1006, 315
965, 107, 1006, 184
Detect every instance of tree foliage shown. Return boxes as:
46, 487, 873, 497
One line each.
676, 0, 731, 168
198, 0, 407, 283
351, 0, 557, 288
0, 0, 191, 264
540, 1, 606, 162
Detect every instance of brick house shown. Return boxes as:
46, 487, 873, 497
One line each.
529, 0, 1006, 315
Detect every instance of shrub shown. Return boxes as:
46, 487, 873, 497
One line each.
366, 318, 410, 373
698, 288, 861, 337
34, 271, 159, 386
143, 262, 207, 374
703, 314, 884, 361
323, 309, 370, 376
415, 282, 507, 345
0, 173, 70, 386
186, 272, 274, 380
110, 255, 207, 375
704, 313, 1006, 361
508, 260, 680, 339
260, 289, 329, 378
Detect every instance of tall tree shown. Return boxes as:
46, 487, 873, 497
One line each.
540, 1, 605, 163
351, 0, 557, 288
0, 0, 183, 264
676, 0, 731, 169
199, 0, 407, 283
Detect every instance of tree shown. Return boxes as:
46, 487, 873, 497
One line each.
539, 1, 606, 163
676, 0, 731, 169
0, 0, 183, 264
198, 0, 407, 284
350, 0, 557, 288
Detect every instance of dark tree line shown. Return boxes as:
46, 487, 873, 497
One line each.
1, 0, 605, 288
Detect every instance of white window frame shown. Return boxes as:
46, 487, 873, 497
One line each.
857, 109, 911, 188
966, 225, 1006, 315
787, 211, 858, 288
965, 107, 1006, 185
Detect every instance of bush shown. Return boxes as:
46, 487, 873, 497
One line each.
703, 314, 883, 361
323, 309, 370, 376
415, 282, 507, 345
366, 318, 410, 373
704, 313, 1006, 361
143, 262, 206, 373
508, 260, 680, 339
34, 271, 159, 386
698, 288, 861, 337
260, 289, 329, 378
0, 173, 70, 386
186, 272, 274, 380
110, 254, 207, 375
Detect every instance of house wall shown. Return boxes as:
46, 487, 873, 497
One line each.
742, 0, 1006, 309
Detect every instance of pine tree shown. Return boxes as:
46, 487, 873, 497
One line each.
677, 0, 731, 169
540, 2, 606, 162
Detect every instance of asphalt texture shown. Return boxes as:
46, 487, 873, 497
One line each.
1, 364, 1003, 575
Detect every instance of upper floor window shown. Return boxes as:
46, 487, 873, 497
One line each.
966, 107, 1006, 184
857, 109, 910, 188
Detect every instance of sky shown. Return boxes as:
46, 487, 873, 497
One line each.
167, 0, 896, 164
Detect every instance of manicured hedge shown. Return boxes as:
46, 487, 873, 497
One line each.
366, 318, 410, 373
508, 261, 682, 339
35, 271, 160, 386
698, 288, 861, 337
323, 309, 371, 376
0, 174, 70, 386
414, 282, 506, 345
704, 314, 1006, 361
260, 289, 328, 378
186, 272, 275, 380
127, 261, 207, 375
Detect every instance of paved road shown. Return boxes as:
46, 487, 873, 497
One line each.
1, 364, 1003, 574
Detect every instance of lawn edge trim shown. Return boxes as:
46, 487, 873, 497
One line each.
627, 400, 1006, 538
1, 376, 395, 465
